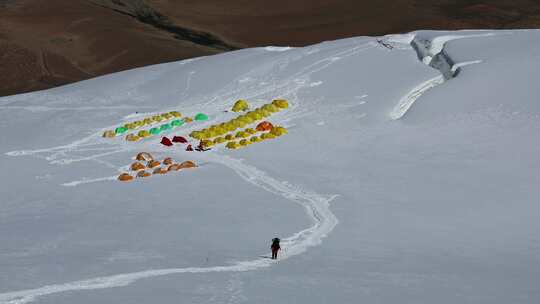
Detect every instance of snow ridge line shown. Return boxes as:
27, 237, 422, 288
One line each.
0, 154, 338, 304
389, 32, 496, 120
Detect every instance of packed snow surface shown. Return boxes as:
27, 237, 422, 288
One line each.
1, 30, 540, 304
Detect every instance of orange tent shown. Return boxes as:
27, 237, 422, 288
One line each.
256, 121, 274, 132
137, 171, 151, 178
153, 167, 168, 174
168, 164, 182, 171
179, 161, 197, 169
148, 160, 161, 168
131, 162, 146, 171
118, 173, 134, 182
163, 157, 174, 165
136, 152, 153, 162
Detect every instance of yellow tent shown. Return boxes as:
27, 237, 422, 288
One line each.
125, 134, 140, 142
272, 99, 289, 109
214, 137, 226, 144
226, 141, 239, 149
102, 130, 116, 138
271, 126, 288, 136
138, 130, 151, 138
232, 99, 249, 112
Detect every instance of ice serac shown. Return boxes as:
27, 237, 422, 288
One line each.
389, 31, 495, 120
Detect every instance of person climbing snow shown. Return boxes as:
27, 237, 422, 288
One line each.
271, 238, 281, 260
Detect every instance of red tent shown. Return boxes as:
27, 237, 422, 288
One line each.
256, 121, 274, 132
186, 144, 193, 151
172, 136, 188, 143
160, 137, 173, 146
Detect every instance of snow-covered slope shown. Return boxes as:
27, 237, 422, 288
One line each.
1, 30, 540, 304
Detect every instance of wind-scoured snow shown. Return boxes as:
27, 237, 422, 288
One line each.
1, 30, 540, 304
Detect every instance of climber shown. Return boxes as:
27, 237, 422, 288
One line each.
271, 238, 281, 260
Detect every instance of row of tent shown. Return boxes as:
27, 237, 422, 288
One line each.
197, 121, 288, 149
225, 126, 288, 149
118, 152, 197, 181
190, 99, 288, 141
104, 113, 209, 142
103, 111, 182, 138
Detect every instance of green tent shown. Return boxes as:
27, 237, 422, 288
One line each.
160, 124, 172, 131
194, 113, 209, 121
150, 127, 161, 135
115, 126, 128, 134
171, 119, 184, 127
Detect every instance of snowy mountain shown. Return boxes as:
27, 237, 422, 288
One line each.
1, 30, 540, 304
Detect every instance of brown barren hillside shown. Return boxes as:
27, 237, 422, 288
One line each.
1, 0, 540, 97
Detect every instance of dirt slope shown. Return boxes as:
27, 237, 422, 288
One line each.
1, 0, 540, 97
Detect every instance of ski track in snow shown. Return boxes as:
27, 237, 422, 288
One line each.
0, 40, 370, 304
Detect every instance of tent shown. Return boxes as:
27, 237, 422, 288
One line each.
136, 152, 153, 161
150, 127, 161, 135
194, 113, 209, 121
148, 160, 161, 168
232, 99, 249, 112
260, 133, 276, 140
160, 123, 172, 131
262, 103, 279, 113
168, 164, 182, 171
170, 111, 182, 118
118, 173, 134, 181
172, 136, 188, 143
163, 157, 174, 165
235, 131, 249, 139
115, 126, 128, 134
137, 171, 151, 178
179, 160, 197, 169
214, 137, 226, 144
171, 119, 184, 127
103, 130, 116, 138
270, 126, 288, 136
272, 99, 289, 109
153, 167, 168, 174
161, 137, 173, 146
138, 130, 151, 138
226, 141, 239, 149
125, 134, 140, 142
186, 144, 193, 151
256, 121, 274, 132
131, 162, 146, 171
